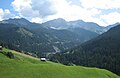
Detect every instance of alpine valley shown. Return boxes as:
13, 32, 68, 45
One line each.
0, 18, 118, 54
0, 18, 120, 77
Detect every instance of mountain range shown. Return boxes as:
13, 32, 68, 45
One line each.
42, 18, 119, 34
0, 18, 99, 54
0, 18, 120, 75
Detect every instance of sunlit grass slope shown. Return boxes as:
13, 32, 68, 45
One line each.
0, 48, 119, 78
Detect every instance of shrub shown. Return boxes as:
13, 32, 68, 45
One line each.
6, 52, 14, 59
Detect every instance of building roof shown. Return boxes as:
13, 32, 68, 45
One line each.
0, 46, 2, 48
40, 58, 46, 60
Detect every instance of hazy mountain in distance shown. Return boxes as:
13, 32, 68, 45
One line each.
41, 18, 69, 29
104, 22, 120, 30
68, 20, 105, 34
0, 18, 41, 29
1, 18, 31, 26
42, 18, 119, 34
1, 18, 119, 34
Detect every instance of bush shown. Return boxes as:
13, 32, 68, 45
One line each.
6, 52, 14, 59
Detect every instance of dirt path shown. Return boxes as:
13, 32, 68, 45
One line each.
11, 50, 40, 60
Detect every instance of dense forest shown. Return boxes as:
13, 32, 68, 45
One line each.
50, 25, 120, 75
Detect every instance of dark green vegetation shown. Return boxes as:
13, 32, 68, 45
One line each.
0, 48, 120, 78
50, 25, 120, 75
0, 18, 120, 76
0, 18, 98, 54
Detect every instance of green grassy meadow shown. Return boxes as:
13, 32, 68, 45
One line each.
0, 48, 119, 78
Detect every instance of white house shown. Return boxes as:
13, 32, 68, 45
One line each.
0, 46, 2, 50
40, 58, 46, 61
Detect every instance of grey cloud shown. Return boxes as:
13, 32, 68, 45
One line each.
31, 0, 57, 17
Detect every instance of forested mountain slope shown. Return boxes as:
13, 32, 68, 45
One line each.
50, 25, 120, 75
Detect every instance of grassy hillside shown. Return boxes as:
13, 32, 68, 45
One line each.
0, 48, 119, 78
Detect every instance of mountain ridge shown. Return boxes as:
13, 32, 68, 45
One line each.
0, 18, 98, 55
41, 18, 119, 34
1, 18, 119, 34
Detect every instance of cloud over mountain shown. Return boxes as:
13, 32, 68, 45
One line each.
11, 0, 56, 21
0, 0, 120, 26
0, 9, 14, 20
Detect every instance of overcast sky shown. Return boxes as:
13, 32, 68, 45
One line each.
0, 0, 120, 26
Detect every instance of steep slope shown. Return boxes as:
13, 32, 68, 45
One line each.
0, 18, 43, 29
33, 26, 98, 52
1, 18, 119, 34
0, 23, 51, 53
68, 27, 98, 42
69, 20, 105, 34
0, 48, 119, 78
0, 18, 98, 54
41, 18, 68, 29
1, 18, 31, 28
42, 18, 120, 34
50, 25, 120, 75
105, 22, 120, 31
42, 18, 106, 34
